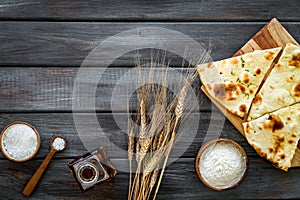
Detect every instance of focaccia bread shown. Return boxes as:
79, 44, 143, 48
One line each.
243, 103, 300, 171
197, 47, 281, 118
248, 43, 300, 120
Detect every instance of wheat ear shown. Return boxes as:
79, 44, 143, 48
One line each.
132, 93, 150, 199
153, 71, 197, 200
127, 101, 135, 200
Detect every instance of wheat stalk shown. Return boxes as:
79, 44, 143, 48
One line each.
147, 170, 159, 200
127, 102, 135, 200
128, 48, 210, 200
132, 53, 165, 200
153, 71, 197, 200
131, 97, 147, 199
131, 52, 151, 199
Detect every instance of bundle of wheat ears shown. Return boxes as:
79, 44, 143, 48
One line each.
127, 51, 210, 200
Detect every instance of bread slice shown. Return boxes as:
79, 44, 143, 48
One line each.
243, 103, 300, 171
248, 43, 300, 121
197, 47, 281, 118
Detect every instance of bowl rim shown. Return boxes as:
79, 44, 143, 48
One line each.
0, 121, 41, 162
194, 138, 248, 191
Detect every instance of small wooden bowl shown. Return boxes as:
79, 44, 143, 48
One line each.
0, 122, 41, 162
195, 138, 248, 191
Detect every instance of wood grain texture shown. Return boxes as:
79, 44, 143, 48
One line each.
1, 1, 300, 198
1, 158, 300, 200
0, 67, 213, 112
234, 18, 299, 56
0, 112, 252, 159
22, 149, 56, 196
0, 0, 299, 21
1, 22, 300, 66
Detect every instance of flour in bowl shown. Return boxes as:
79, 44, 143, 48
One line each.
199, 141, 246, 189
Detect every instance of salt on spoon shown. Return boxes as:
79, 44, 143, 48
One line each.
22, 136, 66, 197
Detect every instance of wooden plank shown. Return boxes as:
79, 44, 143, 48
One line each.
1, 157, 300, 199
0, 0, 300, 21
1, 22, 300, 66
234, 18, 299, 56
0, 112, 253, 159
0, 67, 213, 112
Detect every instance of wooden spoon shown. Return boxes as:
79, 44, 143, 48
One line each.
22, 136, 66, 197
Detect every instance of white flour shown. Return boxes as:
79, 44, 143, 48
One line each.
2, 124, 38, 160
199, 141, 246, 189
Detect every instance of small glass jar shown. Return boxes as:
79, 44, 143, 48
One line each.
68, 147, 117, 192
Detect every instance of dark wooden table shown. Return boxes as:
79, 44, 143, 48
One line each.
1, 1, 300, 199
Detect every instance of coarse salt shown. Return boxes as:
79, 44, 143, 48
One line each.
52, 137, 65, 151
199, 141, 246, 189
2, 124, 38, 161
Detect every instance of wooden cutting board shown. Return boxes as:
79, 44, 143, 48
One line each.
201, 18, 300, 168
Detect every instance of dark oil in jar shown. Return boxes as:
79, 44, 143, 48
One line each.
68, 147, 117, 192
